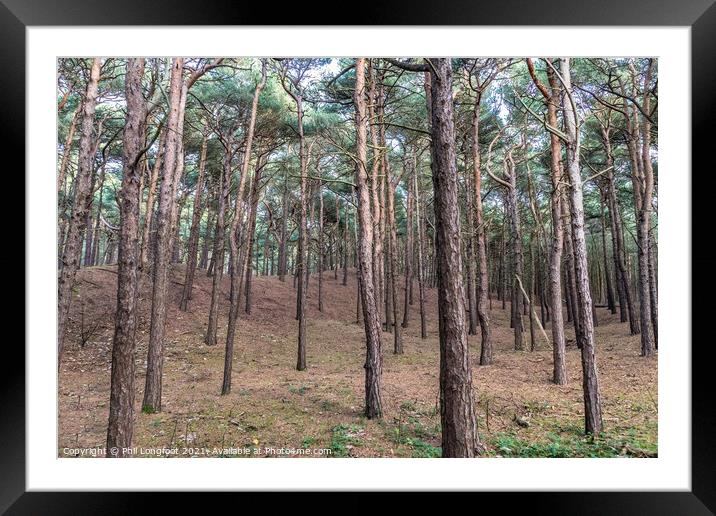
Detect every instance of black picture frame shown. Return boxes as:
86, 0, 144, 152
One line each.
6, 0, 714, 511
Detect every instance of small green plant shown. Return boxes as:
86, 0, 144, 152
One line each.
385, 417, 441, 457
301, 436, 316, 448
406, 438, 441, 458
288, 385, 309, 395
408, 417, 436, 439
141, 405, 157, 414
329, 424, 364, 457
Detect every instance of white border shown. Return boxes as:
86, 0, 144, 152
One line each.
27, 27, 690, 490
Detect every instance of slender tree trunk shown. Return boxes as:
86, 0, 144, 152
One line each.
90, 163, 107, 267
334, 197, 340, 280
200, 197, 215, 271
140, 127, 165, 271
170, 194, 187, 264
318, 178, 324, 312
387, 164, 402, 354
179, 131, 208, 311
368, 61, 384, 331
527, 59, 567, 383
465, 160, 478, 337
633, 60, 656, 357
414, 168, 428, 340
205, 136, 233, 347
307, 181, 315, 288
604, 141, 636, 329
548, 169, 567, 382
402, 171, 413, 328
471, 93, 492, 365
83, 178, 95, 267
57, 106, 80, 194
500, 223, 507, 310
354, 58, 383, 418
107, 58, 146, 455
278, 166, 289, 281
287, 91, 309, 372
562, 190, 581, 340
600, 195, 617, 314
142, 58, 184, 413
58, 58, 101, 367
168, 117, 187, 266
505, 151, 524, 351
380, 110, 391, 334
561, 58, 603, 435
648, 236, 658, 349
244, 156, 266, 316
342, 200, 349, 286
527, 238, 537, 351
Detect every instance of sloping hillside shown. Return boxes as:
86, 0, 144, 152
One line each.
59, 265, 657, 458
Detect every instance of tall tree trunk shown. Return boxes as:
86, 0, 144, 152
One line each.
471, 93, 492, 365
527, 238, 537, 351
499, 223, 507, 310
57, 106, 80, 194
600, 195, 617, 314
633, 60, 656, 357
402, 170, 413, 328
244, 156, 266, 316
278, 165, 289, 281
379, 103, 391, 334
106, 58, 147, 456
142, 58, 184, 412
353, 58, 383, 419
90, 163, 107, 266
648, 236, 658, 350
601, 120, 637, 330
167, 84, 189, 265
279, 78, 310, 371
387, 163, 402, 354
318, 178, 324, 312
504, 151, 524, 351
334, 197, 340, 280
368, 61, 384, 330
140, 127, 166, 271
57, 58, 101, 367
342, 199, 349, 286
526, 58, 566, 383
414, 167, 428, 340
562, 190, 581, 339
307, 181, 315, 288
295, 101, 309, 371
179, 131, 208, 310
200, 196, 215, 271
170, 189, 187, 264
561, 58, 603, 435
465, 158, 478, 337
206, 136, 232, 348
429, 59, 480, 457
83, 183, 95, 267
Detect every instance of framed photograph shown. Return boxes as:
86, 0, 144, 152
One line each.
7, 0, 713, 510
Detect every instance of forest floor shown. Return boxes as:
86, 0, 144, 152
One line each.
59, 265, 658, 458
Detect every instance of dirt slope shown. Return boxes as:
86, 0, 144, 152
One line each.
59, 264, 657, 458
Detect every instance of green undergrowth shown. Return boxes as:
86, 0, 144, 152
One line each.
329, 424, 365, 457
383, 404, 442, 458
489, 430, 657, 458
